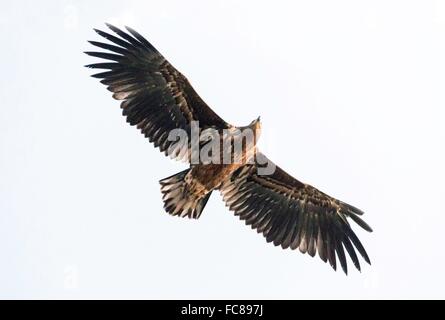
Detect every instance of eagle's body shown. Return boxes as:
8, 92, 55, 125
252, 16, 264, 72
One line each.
190, 121, 262, 192
161, 120, 262, 218
187, 163, 242, 195
86, 24, 372, 274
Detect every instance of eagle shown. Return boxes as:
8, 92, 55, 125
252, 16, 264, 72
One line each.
85, 24, 372, 274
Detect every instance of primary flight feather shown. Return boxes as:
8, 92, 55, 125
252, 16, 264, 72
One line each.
85, 24, 372, 274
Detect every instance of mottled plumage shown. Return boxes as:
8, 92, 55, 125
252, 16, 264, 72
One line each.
85, 24, 372, 274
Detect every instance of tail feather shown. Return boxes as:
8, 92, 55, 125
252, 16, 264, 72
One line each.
160, 169, 211, 219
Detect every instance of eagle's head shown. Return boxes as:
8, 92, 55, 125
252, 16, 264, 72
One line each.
250, 116, 261, 130
249, 116, 262, 140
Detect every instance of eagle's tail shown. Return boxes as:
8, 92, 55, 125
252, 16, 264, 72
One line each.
159, 169, 211, 219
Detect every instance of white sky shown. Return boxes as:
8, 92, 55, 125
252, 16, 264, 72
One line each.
1, 0, 445, 299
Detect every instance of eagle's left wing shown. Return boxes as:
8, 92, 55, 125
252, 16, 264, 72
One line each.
220, 153, 372, 274
85, 24, 229, 161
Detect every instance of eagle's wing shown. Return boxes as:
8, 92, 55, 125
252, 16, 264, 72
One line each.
220, 153, 372, 274
85, 24, 229, 161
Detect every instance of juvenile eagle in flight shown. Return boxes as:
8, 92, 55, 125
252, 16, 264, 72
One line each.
85, 24, 372, 274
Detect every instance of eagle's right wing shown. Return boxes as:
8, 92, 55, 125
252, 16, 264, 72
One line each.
85, 24, 229, 161
220, 153, 372, 274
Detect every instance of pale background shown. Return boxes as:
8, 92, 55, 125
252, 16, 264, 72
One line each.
1, 0, 444, 299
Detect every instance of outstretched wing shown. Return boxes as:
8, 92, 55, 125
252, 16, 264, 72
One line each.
85, 24, 229, 161
220, 153, 372, 274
